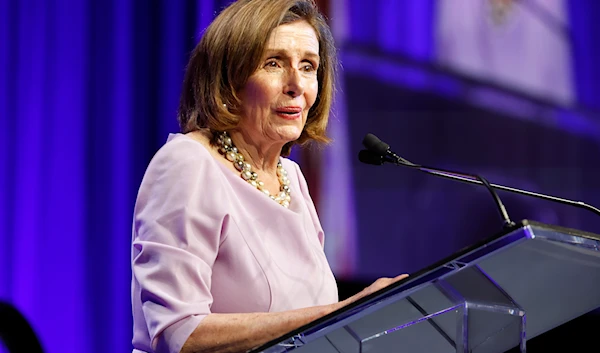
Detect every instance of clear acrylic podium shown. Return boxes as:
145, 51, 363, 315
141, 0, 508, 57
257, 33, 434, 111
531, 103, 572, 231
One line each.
249, 220, 600, 353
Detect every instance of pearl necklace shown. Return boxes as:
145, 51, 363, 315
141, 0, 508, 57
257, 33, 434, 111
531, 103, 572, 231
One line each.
215, 131, 292, 208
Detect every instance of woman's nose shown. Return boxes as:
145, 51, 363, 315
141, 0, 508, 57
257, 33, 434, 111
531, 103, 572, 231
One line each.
283, 68, 304, 98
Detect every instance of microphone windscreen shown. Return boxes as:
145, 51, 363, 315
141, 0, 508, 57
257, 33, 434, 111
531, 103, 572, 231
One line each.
358, 150, 384, 165
362, 133, 389, 156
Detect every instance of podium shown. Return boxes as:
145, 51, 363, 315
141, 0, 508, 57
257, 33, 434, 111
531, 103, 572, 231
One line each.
250, 220, 600, 353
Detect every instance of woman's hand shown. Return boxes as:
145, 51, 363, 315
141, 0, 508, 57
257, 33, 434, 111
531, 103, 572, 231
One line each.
341, 274, 409, 307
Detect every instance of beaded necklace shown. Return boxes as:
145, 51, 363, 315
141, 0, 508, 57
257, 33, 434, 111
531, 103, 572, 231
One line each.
215, 131, 292, 208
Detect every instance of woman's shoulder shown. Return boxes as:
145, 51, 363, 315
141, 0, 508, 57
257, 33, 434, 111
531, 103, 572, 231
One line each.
139, 131, 222, 189
151, 131, 214, 166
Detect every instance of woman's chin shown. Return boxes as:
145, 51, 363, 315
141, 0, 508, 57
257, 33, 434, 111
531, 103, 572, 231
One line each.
274, 126, 303, 144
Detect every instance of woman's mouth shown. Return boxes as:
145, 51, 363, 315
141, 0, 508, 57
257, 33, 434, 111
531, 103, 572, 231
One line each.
275, 106, 302, 120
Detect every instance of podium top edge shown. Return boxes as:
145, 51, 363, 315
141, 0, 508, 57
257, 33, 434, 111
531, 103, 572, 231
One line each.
521, 219, 600, 241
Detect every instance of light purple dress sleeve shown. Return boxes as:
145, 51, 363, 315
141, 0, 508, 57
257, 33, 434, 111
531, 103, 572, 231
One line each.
131, 134, 338, 353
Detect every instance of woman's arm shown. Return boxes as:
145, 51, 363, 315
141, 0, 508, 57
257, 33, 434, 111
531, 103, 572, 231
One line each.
180, 275, 408, 353
180, 303, 340, 353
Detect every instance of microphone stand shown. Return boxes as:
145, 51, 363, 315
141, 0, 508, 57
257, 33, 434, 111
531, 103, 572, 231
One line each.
386, 155, 515, 229
360, 133, 600, 231
372, 152, 600, 219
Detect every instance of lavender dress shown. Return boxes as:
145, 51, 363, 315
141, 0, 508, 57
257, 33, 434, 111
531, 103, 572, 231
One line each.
131, 134, 338, 353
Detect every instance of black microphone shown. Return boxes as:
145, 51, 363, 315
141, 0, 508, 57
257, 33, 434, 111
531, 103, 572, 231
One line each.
362, 133, 390, 156
363, 133, 414, 165
359, 133, 600, 224
358, 149, 384, 165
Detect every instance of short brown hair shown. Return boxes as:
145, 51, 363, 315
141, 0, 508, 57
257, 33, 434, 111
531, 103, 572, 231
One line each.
177, 0, 337, 156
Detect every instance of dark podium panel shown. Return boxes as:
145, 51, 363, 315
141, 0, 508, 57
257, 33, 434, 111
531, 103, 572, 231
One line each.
250, 220, 600, 353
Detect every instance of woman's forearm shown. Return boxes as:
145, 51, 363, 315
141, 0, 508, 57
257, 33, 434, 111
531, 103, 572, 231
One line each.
180, 301, 346, 353
179, 274, 407, 353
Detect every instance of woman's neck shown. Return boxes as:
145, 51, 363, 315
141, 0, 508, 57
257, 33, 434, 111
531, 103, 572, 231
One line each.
227, 130, 283, 174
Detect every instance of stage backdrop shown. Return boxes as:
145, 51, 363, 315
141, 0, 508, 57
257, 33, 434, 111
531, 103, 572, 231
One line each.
2, 1, 600, 353
0, 0, 227, 352
326, 0, 600, 278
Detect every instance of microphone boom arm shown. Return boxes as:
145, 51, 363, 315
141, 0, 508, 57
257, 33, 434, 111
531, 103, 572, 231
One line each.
416, 165, 600, 217
388, 157, 516, 228
361, 132, 600, 229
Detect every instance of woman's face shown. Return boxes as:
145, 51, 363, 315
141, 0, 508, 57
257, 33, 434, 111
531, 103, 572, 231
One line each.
238, 20, 320, 147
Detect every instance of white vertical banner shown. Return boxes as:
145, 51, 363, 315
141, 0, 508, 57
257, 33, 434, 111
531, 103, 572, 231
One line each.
320, 0, 358, 278
435, 0, 575, 106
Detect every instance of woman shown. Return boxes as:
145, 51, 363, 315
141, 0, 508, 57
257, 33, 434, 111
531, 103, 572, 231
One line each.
131, 1, 406, 352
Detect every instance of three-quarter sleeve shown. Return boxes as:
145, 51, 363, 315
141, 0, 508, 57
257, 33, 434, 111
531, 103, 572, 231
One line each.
132, 139, 227, 353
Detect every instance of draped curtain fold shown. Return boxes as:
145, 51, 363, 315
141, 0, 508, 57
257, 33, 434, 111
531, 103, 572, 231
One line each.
0, 1, 225, 352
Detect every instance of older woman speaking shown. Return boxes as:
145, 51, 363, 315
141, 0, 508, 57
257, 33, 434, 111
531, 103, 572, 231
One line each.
131, 1, 406, 352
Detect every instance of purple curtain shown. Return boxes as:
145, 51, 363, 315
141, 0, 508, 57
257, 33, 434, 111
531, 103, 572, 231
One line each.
0, 0, 229, 352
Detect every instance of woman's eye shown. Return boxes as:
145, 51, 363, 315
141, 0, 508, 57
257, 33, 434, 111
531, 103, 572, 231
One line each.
302, 62, 317, 72
264, 60, 279, 68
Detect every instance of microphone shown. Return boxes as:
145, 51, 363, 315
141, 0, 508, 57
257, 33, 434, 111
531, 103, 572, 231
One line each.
359, 133, 600, 228
358, 149, 384, 165
363, 133, 414, 165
